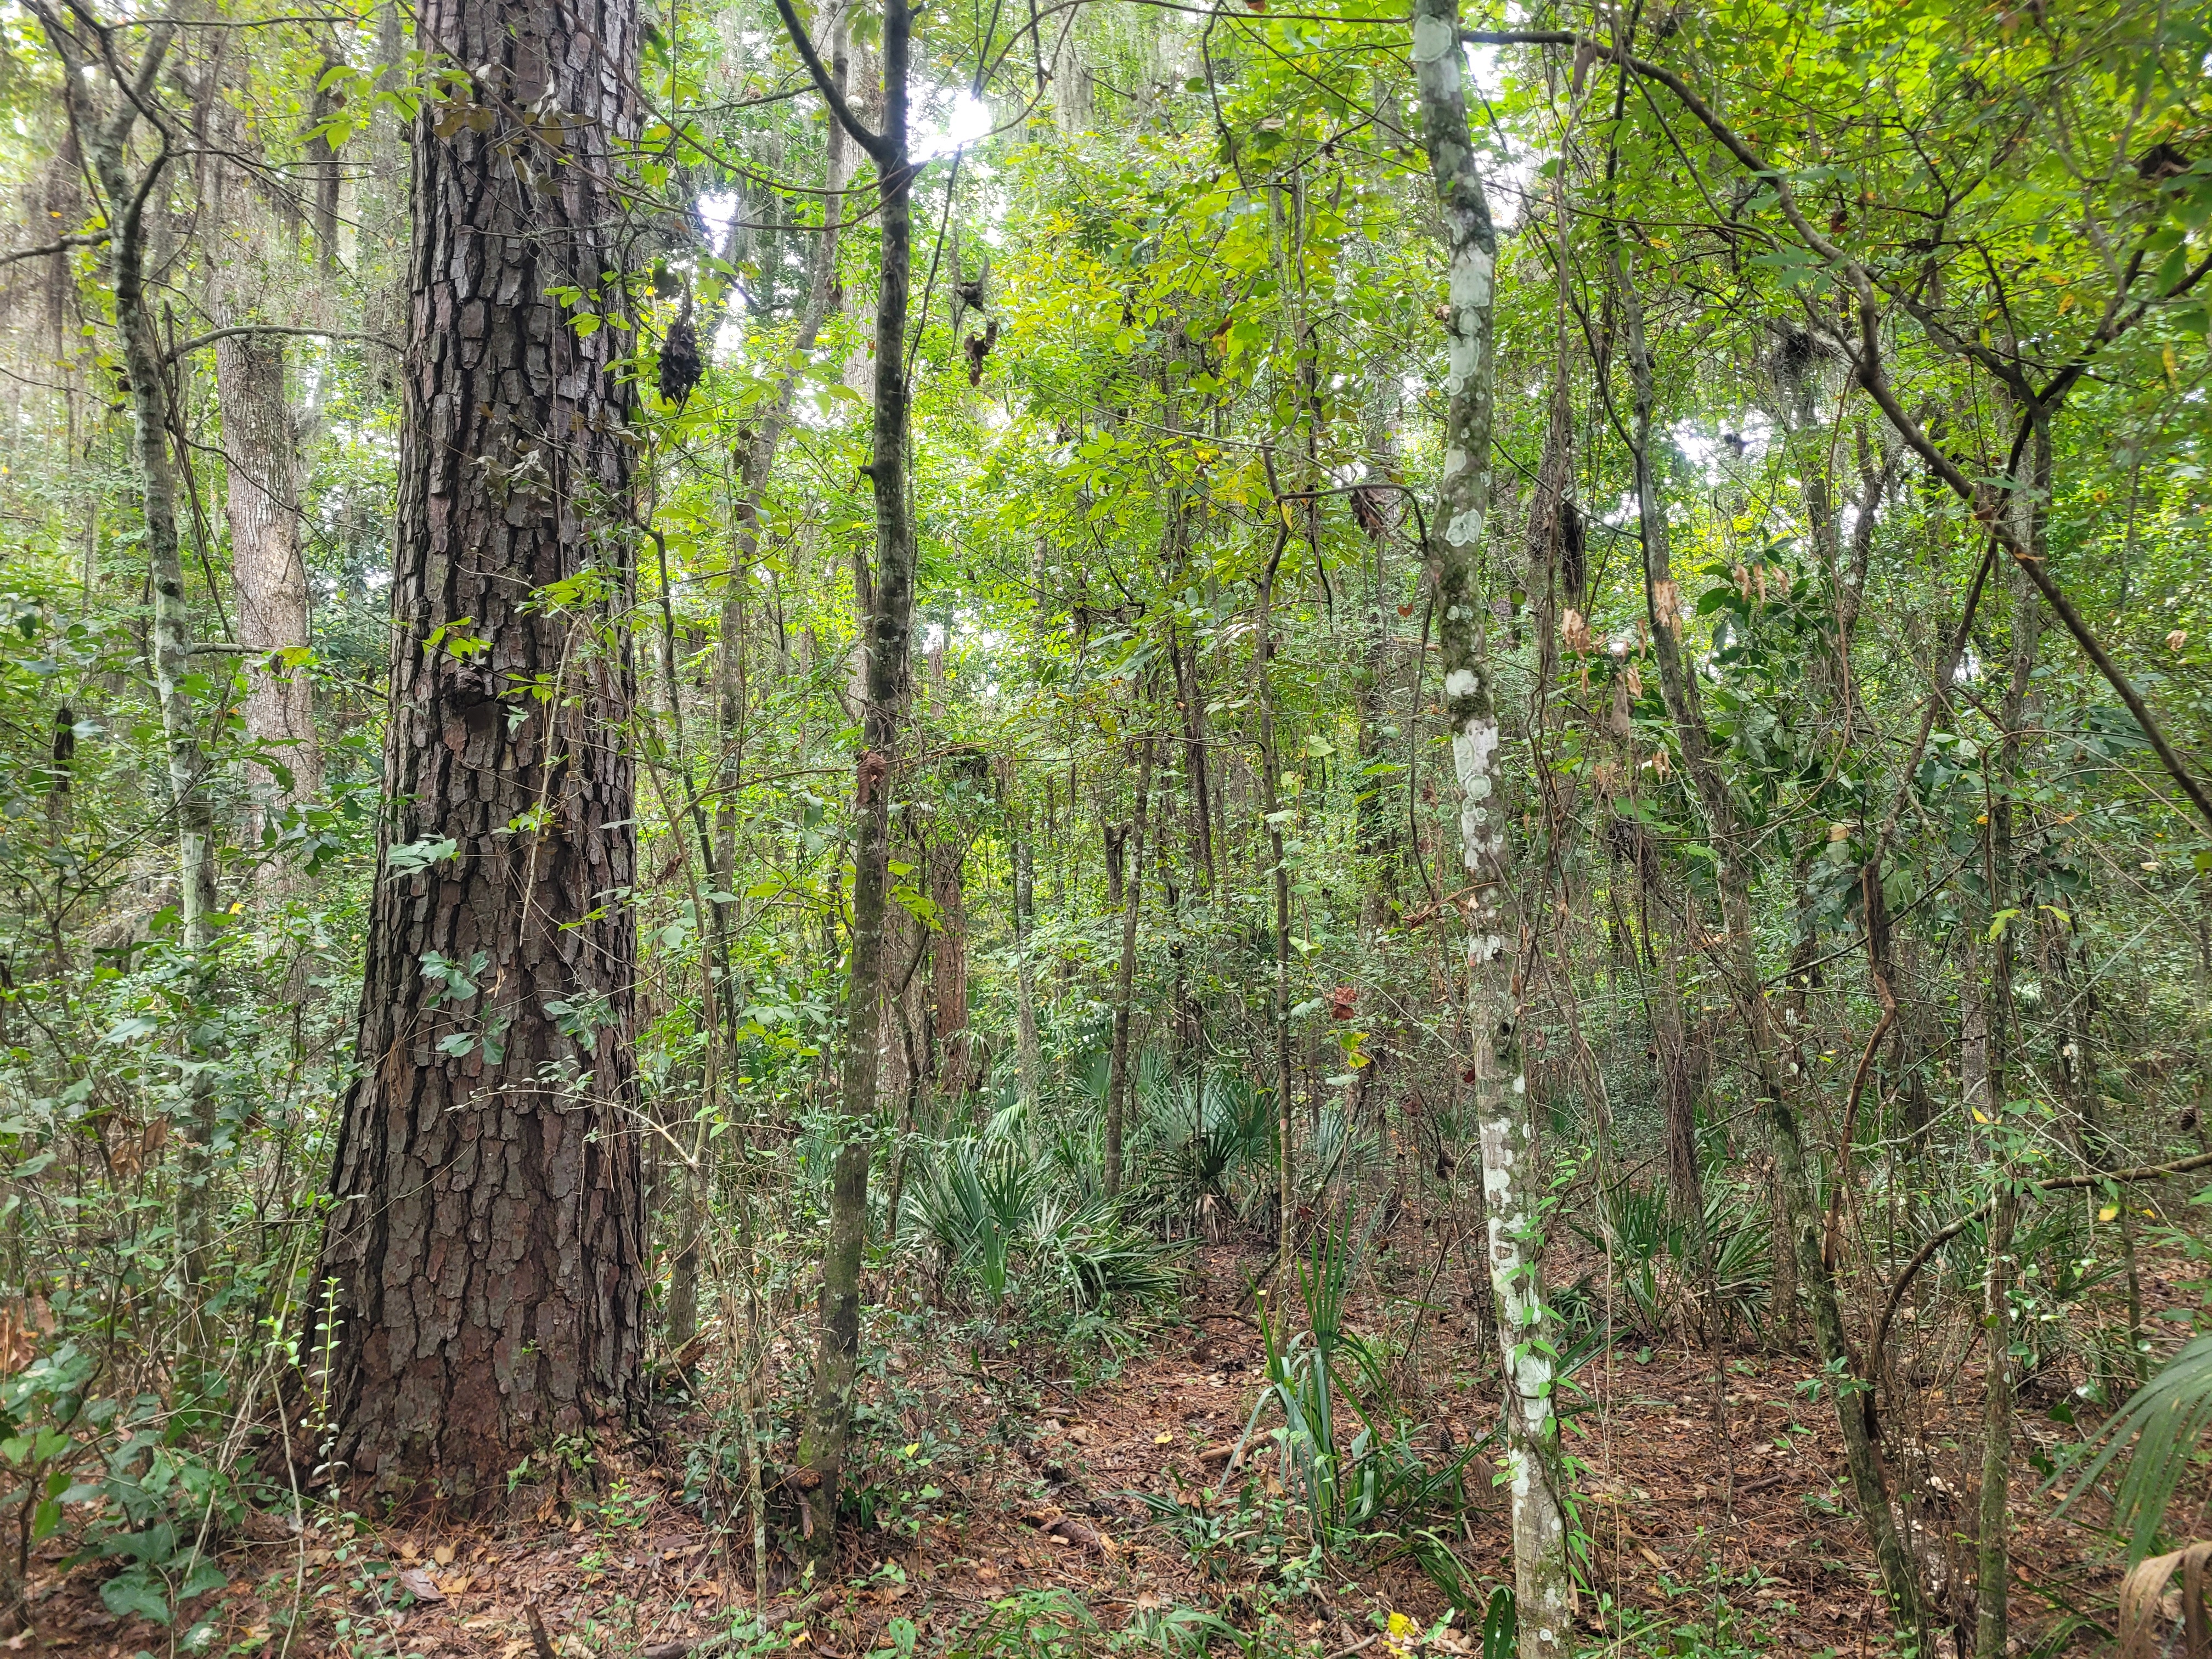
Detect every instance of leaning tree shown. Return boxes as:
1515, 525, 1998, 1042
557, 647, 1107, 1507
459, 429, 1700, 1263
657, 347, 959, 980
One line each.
311, 0, 648, 1503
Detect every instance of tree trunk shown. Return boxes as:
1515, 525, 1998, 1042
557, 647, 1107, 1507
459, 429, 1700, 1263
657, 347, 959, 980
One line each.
781, 0, 914, 1554
1013, 832, 1042, 1108
213, 330, 323, 829
716, 4, 850, 883
1255, 546, 1296, 1280
1976, 1180, 2017, 1659
49, 10, 222, 1298
311, 0, 646, 1504
1103, 736, 1155, 1198
1607, 232, 1925, 1638
1412, 2, 1574, 1649
930, 834, 970, 1101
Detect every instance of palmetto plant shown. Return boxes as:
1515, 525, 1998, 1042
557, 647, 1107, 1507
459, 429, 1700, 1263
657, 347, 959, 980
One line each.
1574, 1182, 1771, 1342
1135, 1064, 1275, 1229
2061, 1332, 2212, 1563
909, 1129, 1182, 1316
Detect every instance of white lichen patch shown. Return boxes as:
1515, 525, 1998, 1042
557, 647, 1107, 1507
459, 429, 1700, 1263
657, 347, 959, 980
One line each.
1409, 12, 1455, 61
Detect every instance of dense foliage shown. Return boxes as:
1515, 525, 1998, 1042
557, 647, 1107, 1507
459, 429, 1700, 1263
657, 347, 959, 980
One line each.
0, 0, 2207, 1651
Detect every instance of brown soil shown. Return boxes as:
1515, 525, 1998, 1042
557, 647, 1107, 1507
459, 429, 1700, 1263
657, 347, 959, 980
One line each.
7, 1244, 2136, 1657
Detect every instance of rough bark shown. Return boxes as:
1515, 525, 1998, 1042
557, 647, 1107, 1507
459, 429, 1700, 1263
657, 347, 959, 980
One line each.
311, 0, 647, 1504
213, 330, 324, 826
1412, 3, 1573, 1649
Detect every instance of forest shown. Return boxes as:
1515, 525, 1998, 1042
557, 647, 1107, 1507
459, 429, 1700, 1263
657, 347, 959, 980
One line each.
0, 0, 2207, 1652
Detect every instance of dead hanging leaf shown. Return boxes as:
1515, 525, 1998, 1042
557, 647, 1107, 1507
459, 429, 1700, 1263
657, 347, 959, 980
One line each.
1606, 678, 1633, 740
1732, 563, 1751, 600
1561, 608, 1592, 653
1623, 662, 1643, 699
0, 1297, 53, 1378
1326, 985, 1357, 1020
1651, 579, 1683, 633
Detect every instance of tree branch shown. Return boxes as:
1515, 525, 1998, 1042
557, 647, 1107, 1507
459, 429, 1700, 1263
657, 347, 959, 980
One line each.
1466, 24, 2212, 835
1872, 1149, 2212, 1381
162, 324, 402, 365
769, 0, 888, 161
0, 231, 110, 267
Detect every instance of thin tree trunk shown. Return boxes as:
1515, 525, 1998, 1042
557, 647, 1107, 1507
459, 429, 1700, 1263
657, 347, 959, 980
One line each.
1976, 1179, 2016, 1659
1255, 542, 1295, 1282
930, 834, 970, 1101
47, 10, 224, 1300
311, 0, 647, 1503
776, 0, 913, 1553
1412, 3, 1573, 1647
1608, 229, 1925, 1637
1013, 831, 1042, 1108
717, 1, 851, 883
213, 330, 323, 828
1169, 628, 1216, 899
1103, 737, 1155, 1198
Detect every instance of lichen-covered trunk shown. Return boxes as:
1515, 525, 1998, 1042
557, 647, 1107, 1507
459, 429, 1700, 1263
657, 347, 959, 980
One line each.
311, 0, 647, 1505
797, 0, 912, 1551
1411, 4, 1572, 1650
71, 19, 222, 1293
213, 331, 323, 830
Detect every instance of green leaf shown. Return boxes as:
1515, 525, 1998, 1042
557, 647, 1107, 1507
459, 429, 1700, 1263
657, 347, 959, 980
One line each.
388, 837, 459, 876
100, 1567, 172, 1626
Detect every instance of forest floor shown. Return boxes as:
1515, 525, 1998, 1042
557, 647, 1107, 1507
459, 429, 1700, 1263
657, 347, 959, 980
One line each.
11, 1242, 2137, 1658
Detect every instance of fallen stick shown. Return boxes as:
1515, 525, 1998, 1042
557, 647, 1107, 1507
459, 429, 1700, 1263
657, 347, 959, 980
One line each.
526, 1602, 559, 1659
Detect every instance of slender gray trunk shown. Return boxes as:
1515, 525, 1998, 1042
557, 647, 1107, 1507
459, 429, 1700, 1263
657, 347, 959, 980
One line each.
777, 0, 912, 1556
213, 329, 323, 831
52, 12, 225, 1301
1411, 2, 1573, 1648
1103, 736, 1155, 1197
1013, 832, 1042, 1108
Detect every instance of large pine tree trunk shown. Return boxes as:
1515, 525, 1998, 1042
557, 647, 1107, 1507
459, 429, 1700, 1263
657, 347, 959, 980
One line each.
214, 332, 323, 825
312, 0, 646, 1505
